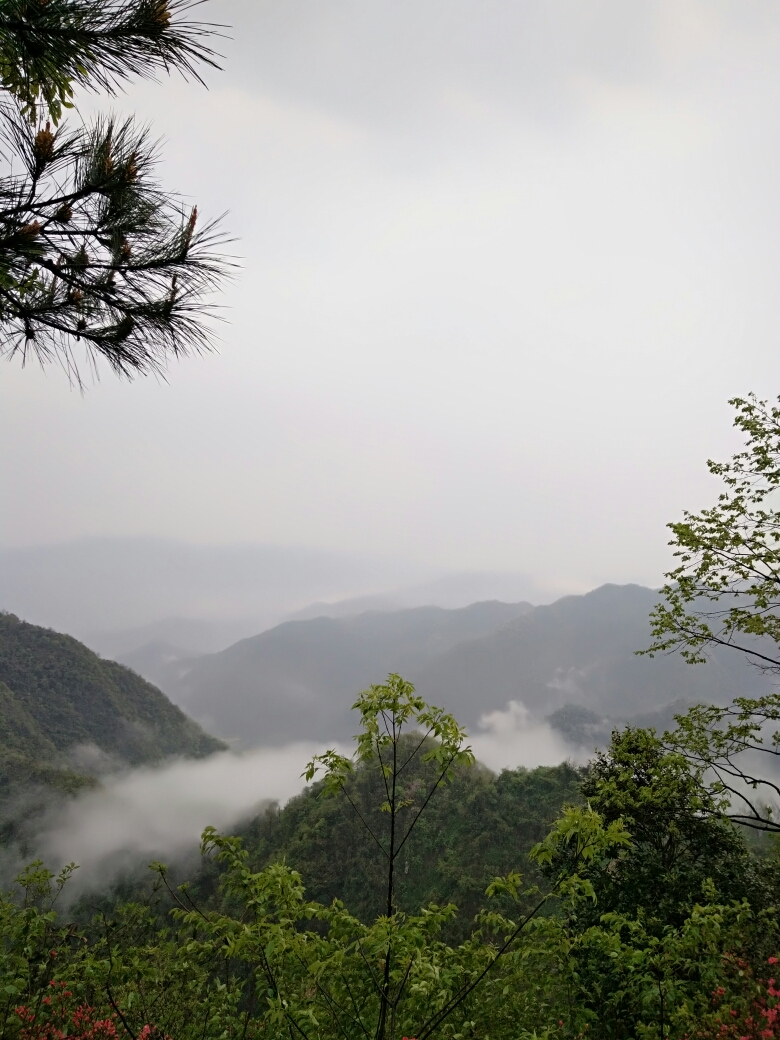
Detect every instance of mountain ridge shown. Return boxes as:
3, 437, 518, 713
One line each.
133, 584, 771, 748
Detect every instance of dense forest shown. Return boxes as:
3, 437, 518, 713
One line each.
166, 752, 584, 945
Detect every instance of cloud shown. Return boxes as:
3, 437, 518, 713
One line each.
469, 699, 579, 771
546, 666, 593, 698
7, 1, 780, 592
37, 743, 346, 891
208, 0, 664, 135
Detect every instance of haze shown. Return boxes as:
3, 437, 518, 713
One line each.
3, 0, 780, 593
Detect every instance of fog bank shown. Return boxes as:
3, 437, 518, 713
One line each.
38, 743, 341, 890
471, 700, 582, 771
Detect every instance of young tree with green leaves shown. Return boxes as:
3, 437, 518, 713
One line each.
97, 676, 629, 1040
647, 394, 780, 672
578, 727, 777, 920
513, 726, 780, 1038
0, 0, 228, 381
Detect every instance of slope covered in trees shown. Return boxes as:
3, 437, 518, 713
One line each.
0, 611, 225, 811
5, 676, 780, 1040
194, 752, 583, 942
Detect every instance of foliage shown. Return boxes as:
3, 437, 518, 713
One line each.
665, 696, 780, 833
578, 727, 779, 922
2, 677, 780, 1040
165, 800, 623, 1040
541, 890, 780, 1039
685, 952, 780, 1039
0, 0, 228, 379
217, 755, 583, 941
646, 394, 780, 671
544, 726, 780, 1037
0, 861, 250, 1040
0, 0, 219, 125
642, 393, 780, 831
0, 112, 226, 379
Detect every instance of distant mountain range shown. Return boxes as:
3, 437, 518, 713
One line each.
0, 538, 554, 657
118, 584, 772, 748
1, 580, 770, 787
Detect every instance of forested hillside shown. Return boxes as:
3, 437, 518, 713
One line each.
0, 612, 226, 815
194, 750, 583, 941
9, 676, 780, 1040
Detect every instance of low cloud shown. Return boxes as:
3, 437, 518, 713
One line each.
470, 700, 581, 771
37, 743, 346, 891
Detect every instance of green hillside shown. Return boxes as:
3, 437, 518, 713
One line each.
0, 612, 225, 797
182, 742, 584, 943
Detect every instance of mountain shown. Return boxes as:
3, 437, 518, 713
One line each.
0, 612, 225, 789
415, 583, 769, 721
0, 539, 439, 655
0, 539, 559, 659
143, 585, 771, 748
188, 754, 584, 944
152, 600, 533, 745
287, 572, 554, 621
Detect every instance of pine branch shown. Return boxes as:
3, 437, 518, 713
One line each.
0, 0, 223, 123
0, 109, 231, 380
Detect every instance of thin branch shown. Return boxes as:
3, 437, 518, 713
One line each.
357, 940, 384, 999
675, 625, 780, 669
342, 787, 389, 861
391, 956, 415, 1009
416, 892, 551, 1040
105, 983, 138, 1040
340, 971, 372, 1040
396, 727, 435, 779
395, 755, 456, 859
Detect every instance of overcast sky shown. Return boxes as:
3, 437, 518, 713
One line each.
3, 0, 780, 595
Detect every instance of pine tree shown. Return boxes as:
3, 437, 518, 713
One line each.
0, 0, 229, 381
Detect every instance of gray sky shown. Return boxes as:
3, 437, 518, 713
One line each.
3, 0, 780, 594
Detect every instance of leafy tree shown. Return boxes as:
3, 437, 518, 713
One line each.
550, 891, 780, 1039
211, 756, 583, 942
131, 676, 628, 1040
665, 696, 780, 833
0, 861, 251, 1040
645, 394, 780, 831
525, 726, 780, 1038
647, 394, 780, 671
579, 727, 778, 922
0, 0, 228, 380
